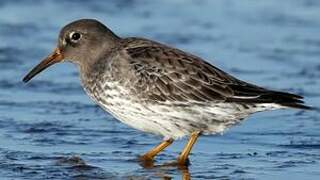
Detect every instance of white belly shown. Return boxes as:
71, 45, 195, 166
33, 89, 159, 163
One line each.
84, 81, 281, 139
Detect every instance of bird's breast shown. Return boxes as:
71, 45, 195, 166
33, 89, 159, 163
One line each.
82, 78, 145, 120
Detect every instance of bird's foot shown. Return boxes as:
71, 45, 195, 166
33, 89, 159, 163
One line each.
138, 155, 190, 169
138, 155, 155, 168
176, 157, 190, 168
158, 158, 190, 168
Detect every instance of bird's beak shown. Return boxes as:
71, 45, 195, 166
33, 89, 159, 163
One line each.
23, 48, 64, 83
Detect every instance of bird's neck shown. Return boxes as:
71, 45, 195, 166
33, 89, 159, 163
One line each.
78, 50, 114, 90
78, 41, 119, 79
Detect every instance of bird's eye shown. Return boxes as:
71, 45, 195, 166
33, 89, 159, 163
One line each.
69, 32, 81, 42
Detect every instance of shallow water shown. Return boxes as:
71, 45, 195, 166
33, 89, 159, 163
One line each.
0, 0, 319, 179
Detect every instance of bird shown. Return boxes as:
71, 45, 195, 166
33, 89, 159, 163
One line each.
22, 19, 311, 166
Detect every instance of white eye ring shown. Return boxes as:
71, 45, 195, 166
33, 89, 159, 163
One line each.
69, 31, 82, 43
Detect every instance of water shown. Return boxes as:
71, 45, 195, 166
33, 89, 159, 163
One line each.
0, 0, 319, 179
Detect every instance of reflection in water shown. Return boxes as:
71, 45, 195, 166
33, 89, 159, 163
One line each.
139, 159, 191, 180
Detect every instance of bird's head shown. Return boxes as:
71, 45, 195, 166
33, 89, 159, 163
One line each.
23, 19, 119, 83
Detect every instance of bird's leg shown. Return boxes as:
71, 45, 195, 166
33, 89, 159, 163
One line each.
177, 131, 201, 166
140, 138, 174, 162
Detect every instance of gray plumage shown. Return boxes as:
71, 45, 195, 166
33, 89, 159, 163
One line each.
23, 19, 310, 139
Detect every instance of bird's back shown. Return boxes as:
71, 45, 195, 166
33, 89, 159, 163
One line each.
106, 38, 309, 108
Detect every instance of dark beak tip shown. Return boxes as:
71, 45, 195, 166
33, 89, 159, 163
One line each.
22, 72, 33, 83
22, 68, 39, 83
22, 76, 29, 83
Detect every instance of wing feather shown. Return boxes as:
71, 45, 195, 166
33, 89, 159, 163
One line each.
122, 40, 309, 109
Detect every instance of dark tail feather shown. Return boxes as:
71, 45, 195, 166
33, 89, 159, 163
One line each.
259, 91, 312, 110
228, 89, 312, 110
279, 102, 312, 110
227, 83, 312, 110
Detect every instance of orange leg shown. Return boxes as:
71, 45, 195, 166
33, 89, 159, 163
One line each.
140, 138, 174, 162
177, 131, 201, 166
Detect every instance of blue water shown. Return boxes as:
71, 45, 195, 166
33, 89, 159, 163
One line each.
0, 0, 319, 179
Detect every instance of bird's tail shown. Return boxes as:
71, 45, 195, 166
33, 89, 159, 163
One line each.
256, 91, 312, 110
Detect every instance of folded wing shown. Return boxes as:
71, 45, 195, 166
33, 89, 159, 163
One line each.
125, 43, 310, 109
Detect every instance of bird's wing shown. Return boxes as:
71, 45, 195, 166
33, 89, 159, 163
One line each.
124, 43, 308, 108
